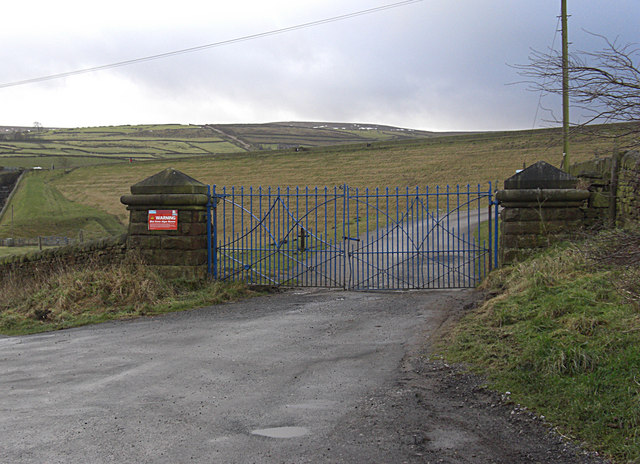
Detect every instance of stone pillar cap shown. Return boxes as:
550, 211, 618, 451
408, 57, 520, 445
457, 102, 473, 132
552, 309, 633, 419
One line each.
130, 168, 207, 195
504, 161, 578, 189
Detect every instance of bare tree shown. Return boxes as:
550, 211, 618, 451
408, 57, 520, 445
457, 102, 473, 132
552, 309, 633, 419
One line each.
517, 33, 640, 147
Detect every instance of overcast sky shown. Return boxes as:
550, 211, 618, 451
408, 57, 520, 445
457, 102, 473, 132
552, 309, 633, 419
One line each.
1, 0, 638, 131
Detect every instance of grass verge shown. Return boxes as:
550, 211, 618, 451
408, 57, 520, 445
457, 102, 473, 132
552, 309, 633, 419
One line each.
0, 170, 125, 239
0, 246, 58, 258
438, 228, 640, 463
0, 254, 256, 335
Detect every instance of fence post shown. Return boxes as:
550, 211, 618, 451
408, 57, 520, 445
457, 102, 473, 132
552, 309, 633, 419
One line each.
487, 183, 493, 272
206, 185, 212, 277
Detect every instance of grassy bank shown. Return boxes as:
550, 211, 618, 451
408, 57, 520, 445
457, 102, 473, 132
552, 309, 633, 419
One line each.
0, 170, 125, 239
53, 125, 624, 226
440, 228, 640, 462
0, 246, 57, 258
1, 123, 632, 239
0, 254, 255, 335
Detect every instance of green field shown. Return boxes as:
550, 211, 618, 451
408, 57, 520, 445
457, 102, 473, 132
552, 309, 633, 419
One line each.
0, 122, 439, 169
0, 170, 124, 239
53, 124, 633, 226
0, 246, 57, 258
0, 124, 242, 168
0, 121, 634, 242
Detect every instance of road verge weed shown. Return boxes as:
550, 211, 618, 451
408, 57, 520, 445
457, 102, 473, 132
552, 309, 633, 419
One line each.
0, 254, 254, 335
439, 228, 640, 462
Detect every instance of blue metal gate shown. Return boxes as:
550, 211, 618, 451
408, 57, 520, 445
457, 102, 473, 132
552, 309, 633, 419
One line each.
206, 184, 498, 290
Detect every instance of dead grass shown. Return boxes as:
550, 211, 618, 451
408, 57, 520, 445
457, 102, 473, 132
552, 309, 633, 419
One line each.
54, 127, 629, 225
0, 254, 254, 334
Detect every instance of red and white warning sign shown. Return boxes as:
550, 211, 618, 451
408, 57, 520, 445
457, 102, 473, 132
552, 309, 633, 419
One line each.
148, 209, 178, 231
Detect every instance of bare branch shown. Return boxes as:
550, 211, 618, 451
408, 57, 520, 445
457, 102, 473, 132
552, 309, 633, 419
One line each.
515, 33, 640, 145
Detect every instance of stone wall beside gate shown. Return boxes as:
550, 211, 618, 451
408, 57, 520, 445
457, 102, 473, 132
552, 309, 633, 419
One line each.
496, 151, 640, 265
7, 153, 635, 285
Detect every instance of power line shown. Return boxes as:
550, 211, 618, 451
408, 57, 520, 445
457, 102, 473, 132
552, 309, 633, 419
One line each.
532, 15, 561, 129
0, 0, 422, 89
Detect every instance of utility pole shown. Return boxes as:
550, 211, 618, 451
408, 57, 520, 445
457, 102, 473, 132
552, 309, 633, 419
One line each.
561, 0, 570, 171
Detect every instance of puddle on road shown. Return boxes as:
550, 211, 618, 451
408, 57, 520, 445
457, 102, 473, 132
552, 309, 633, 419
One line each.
251, 426, 309, 438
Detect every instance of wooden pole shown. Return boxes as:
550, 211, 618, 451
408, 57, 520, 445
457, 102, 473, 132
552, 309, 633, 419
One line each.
561, 0, 570, 171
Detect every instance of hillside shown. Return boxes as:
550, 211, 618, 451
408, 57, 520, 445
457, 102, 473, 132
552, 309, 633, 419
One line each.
0, 122, 438, 169
51, 125, 639, 224
0, 122, 635, 240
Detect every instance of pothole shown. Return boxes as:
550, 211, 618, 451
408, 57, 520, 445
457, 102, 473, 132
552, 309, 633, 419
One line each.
251, 426, 309, 438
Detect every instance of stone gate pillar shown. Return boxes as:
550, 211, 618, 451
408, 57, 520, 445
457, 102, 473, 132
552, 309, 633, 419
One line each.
496, 161, 590, 265
120, 168, 209, 280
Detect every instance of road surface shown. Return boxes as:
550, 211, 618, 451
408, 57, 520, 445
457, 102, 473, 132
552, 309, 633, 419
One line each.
0, 289, 607, 463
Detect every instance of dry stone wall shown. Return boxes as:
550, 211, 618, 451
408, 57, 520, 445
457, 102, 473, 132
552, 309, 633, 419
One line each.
0, 234, 127, 284
0, 169, 23, 220
617, 151, 640, 223
0, 236, 74, 247
497, 151, 640, 266
571, 150, 640, 227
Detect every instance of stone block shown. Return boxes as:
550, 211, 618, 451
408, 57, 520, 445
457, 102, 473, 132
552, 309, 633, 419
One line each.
500, 248, 542, 265
178, 210, 208, 223
161, 236, 208, 251
500, 232, 571, 249
502, 222, 544, 235
571, 158, 611, 180
500, 207, 583, 222
181, 222, 207, 236
621, 151, 640, 170
121, 193, 208, 207
128, 235, 162, 249
129, 222, 189, 236
139, 249, 207, 267
504, 161, 579, 189
497, 188, 590, 204
129, 210, 149, 223
128, 168, 208, 195
501, 233, 543, 249
590, 191, 610, 208
502, 220, 582, 236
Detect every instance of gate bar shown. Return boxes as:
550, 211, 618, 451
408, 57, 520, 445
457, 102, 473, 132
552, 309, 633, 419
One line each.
206, 185, 212, 277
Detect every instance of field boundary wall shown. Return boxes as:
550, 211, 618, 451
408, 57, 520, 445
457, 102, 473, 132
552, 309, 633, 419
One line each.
0, 236, 76, 247
0, 234, 127, 284
497, 151, 640, 265
0, 169, 25, 224
571, 150, 640, 227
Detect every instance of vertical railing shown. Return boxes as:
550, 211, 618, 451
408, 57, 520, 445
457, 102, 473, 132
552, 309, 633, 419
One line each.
206, 185, 213, 277
207, 183, 497, 288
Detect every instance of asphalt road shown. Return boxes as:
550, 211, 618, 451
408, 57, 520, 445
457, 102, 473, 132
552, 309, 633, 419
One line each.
0, 289, 468, 464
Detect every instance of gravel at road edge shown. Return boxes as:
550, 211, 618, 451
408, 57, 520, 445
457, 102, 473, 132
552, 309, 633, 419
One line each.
320, 290, 612, 464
